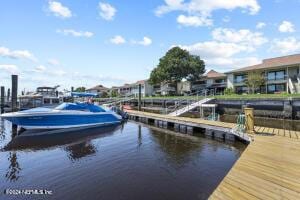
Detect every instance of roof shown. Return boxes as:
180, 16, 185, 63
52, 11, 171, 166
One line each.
204, 70, 226, 78
227, 53, 300, 73
118, 79, 148, 88
86, 85, 108, 91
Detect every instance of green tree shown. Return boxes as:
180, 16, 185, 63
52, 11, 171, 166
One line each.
111, 89, 119, 97
149, 47, 205, 93
74, 87, 86, 92
101, 91, 109, 98
245, 71, 265, 94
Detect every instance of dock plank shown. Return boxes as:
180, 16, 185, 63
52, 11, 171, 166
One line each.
210, 135, 300, 200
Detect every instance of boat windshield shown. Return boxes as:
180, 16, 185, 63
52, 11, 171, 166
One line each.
55, 103, 106, 113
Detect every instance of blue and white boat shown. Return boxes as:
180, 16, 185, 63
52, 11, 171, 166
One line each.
0, 102, 122, 130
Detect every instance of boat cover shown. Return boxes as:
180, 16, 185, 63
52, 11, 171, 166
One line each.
55, 103, 106, 112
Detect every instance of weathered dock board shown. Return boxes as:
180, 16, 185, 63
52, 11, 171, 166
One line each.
127, 110, 300, 199
209, 135, 300, 199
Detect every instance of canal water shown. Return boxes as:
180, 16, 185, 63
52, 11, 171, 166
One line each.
0, 119, 245, 200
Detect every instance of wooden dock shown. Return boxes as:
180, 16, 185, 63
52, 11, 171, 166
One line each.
209, 134, 300, 199
126, 110, 300, 199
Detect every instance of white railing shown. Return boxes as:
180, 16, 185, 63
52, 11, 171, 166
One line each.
288, 78, 296, 94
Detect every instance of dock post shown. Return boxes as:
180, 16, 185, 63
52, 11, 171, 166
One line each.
244, 107, 255, 134
205, 129, 214, 138
7, 88, 10, 102
187, 126, 193, 135
179, 125, 187, 134
11, 75, 18, 112
225, 133, 235, 142
163, 121, 168, 129
0, 86, 4, 114
138, 84, 141, 111
158, 120, 163, 128
174, 123, 179, 132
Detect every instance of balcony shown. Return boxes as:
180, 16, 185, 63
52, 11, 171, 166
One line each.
191, 84, 206, 90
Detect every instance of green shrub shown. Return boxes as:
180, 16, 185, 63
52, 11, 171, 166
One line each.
224, 88, 235, 95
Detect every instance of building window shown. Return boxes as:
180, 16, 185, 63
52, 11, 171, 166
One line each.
267, 70, 285, 81
234, 75, 246, 83
267, 84, 285, 93
235, 86, 248, 94
215, 79, 225, 84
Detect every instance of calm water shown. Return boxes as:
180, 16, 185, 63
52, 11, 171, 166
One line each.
0, 119, 245, 200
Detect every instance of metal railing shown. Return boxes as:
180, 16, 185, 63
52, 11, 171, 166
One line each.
162, 90, 209, 115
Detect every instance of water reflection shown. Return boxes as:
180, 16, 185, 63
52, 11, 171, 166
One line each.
65, 142, 97, 161
5, 152, 21, 182
0, 119, 5, 141
4, 125, 120, 152
150, 129, 203, 165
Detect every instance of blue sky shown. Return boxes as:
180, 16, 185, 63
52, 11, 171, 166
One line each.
1, 0, 300, 91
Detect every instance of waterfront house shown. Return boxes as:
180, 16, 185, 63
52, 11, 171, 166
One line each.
116, 80, 153, 97
191, 70, 227, 95
86, 85, 109, 97
226, 54, 300, 94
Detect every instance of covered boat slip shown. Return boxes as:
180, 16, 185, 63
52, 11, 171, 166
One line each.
126, 110, 300, 199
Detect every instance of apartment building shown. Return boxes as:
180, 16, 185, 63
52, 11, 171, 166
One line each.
88, 53, 300, 97
191, 70, 227, 95
85, 85, 109, 97
115, 80, 154, 97
226, 54, 300, 94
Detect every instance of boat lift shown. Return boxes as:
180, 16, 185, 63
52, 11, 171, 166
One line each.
199, 104, 219, 121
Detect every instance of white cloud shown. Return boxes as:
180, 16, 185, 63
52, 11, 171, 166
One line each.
278, 21, 295, 33
256, 22, 266, 29
34, 65, 47, 72
206, 57, 260, 69
47, 59, 60, 66
98, 2, 116, 21
56, 29, 94, 38
137, 37, 152, 46
110, 35, 126, 44
212, 28, 268, 50
155, 0, 260, 26
177, 15, 212, 27
270, 37, 300, 54
0, 64, 20, 74
48, 1, 72, 18
174, 38, 262, 71
178, 40, 261, 70
0, 46, 36, 61
177, 41, 248, 58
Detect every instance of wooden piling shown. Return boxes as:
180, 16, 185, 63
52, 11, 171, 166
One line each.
244, 107, 255, 134
138, 84, 141, 111
0, 86, 4, 114
163, 121, 168, 129
187, 126, 193, 135
7, 88, 10, 102
11, 75, 18, 112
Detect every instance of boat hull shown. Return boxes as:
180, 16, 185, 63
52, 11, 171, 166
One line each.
1, 112, 122, 130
